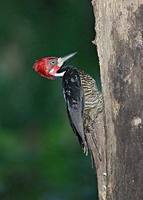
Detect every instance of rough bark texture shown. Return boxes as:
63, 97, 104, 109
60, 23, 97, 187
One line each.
92, 1, 143, 200
84, 110, 106, 200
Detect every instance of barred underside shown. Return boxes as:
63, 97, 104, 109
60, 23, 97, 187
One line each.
79, 70, 103, 116
79, 70, 104, 159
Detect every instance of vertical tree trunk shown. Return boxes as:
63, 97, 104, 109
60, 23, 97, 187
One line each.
92, 1, 143, 200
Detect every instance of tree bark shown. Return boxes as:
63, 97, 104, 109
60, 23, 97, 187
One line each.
85, 109, 106, 200
92, 1, 143, 200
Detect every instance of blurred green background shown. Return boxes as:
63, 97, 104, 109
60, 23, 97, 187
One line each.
0, 0, 100, 199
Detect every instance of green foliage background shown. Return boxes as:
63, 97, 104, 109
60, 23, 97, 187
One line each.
0, 0, 99, 199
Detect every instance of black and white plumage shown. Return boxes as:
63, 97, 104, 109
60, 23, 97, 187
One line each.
33, 52, 103, 156
62, 68, 103, 155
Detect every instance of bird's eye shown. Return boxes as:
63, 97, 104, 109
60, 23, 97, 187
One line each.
50, 60, 56, 65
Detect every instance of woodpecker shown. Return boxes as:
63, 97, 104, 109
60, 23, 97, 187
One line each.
33, 52, 103, 155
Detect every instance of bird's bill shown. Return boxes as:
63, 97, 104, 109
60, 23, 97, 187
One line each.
57, 52, 77, 67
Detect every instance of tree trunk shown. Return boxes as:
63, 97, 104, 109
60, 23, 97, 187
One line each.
92, 1, 143, 200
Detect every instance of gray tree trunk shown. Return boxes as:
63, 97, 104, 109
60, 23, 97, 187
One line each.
91, 1, 143, 200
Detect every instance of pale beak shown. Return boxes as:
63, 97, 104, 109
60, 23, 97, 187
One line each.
57, 52, 77, 67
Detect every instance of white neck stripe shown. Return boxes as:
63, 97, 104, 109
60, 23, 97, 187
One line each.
54, 71, 65, 77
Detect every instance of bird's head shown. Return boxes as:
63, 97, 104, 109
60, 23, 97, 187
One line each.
33, 52, 77, 79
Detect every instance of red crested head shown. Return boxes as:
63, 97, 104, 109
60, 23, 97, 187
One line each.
33, 52, 77, 80
33, 57, 60, 79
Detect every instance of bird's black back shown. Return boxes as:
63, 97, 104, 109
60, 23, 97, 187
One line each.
62, 68, 86, 148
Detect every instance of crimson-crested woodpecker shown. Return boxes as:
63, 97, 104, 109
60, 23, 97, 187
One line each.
33, 52, 103, 155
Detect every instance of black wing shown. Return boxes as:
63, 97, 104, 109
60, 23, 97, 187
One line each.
62, 68, 88, 152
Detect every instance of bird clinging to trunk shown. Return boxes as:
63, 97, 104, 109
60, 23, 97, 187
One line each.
33, 52, 103, 156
